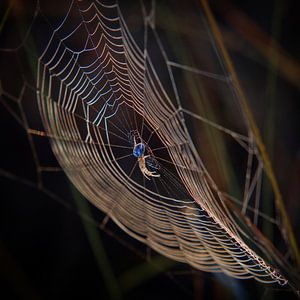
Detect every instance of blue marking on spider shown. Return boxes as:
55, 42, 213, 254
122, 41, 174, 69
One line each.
133, 142, 145, 158
146, 158, 160, 170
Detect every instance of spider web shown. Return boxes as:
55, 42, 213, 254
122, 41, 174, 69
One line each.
0, 0, 299, 297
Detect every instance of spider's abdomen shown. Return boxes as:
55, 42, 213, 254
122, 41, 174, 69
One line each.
133, 143, 145, 158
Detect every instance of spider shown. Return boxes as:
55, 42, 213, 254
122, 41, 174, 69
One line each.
132, 138, 160, 180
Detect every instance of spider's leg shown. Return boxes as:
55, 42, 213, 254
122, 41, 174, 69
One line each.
143, 173, 150, 180
149, 171, 160, 177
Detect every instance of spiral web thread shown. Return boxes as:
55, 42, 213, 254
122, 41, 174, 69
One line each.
0, 0, 298, 291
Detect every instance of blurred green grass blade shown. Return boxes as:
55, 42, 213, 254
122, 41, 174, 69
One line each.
262, 0, 283, 243
71, 186, 122, 300
0, 0, 15, 33
158, 2, 240, 198
200, 0, 300, 266
119, 255, 176, 292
